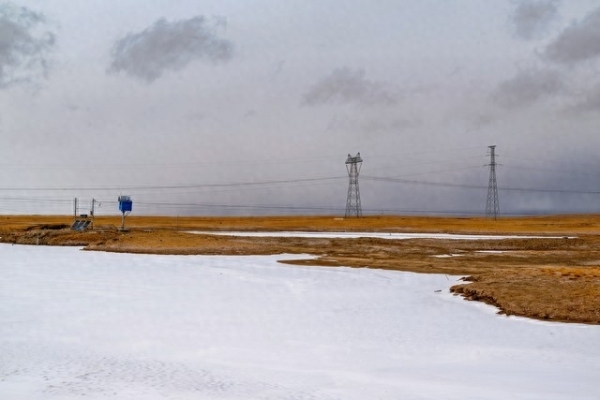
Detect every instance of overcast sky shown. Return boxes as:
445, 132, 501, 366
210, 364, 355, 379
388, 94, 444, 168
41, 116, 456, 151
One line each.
1, 0, 600, 216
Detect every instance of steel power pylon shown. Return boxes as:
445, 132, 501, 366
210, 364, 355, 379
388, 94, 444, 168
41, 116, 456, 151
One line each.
486, 145, 499, 220
345, 152, 363, 218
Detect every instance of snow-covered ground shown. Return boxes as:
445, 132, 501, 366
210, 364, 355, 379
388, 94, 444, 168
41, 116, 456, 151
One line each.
188, 231, 571, 240
1, 244, 598, 400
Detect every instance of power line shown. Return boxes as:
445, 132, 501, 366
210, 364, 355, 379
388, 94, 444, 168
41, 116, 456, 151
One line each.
503, 164, 600, 179
116, 201, 486, 216
362, 176, 485, 190
500, 155, 600, 170
3, 144, 600, 217
362, 175, 600, 194
0, 155, 345, 171
381, 165, 482, 179
0, 176, 346, 192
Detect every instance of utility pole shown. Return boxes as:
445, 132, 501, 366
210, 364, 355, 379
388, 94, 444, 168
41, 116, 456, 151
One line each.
486, 145, 499, 220
90, 198, 97, 229
345, 152, 363, 218
118, 195, 132, 231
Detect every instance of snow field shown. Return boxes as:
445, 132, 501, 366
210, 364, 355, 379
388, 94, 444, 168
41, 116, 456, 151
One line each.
1, 244, 599, 399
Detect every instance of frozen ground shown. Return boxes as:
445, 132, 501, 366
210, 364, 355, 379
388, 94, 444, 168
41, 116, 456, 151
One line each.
1, 244, 598, 400
188, 231, 571, 240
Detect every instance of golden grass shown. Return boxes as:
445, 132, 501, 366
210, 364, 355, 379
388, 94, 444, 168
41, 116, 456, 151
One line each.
1, 214, 600, 324
4, 213, 600, 234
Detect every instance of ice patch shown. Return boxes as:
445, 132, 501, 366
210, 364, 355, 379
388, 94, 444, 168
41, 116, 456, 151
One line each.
188, 231, 573, 240
432, 253, 465, 258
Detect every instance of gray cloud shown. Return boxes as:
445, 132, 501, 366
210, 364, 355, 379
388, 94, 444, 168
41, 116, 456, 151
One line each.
303, 68, 398, 106
569, 83, 600, 113
108, 16, 233, 83
0, 3, 55, 88
511, 0, 559, 40
545, 6, 600, 64
491, 69, 564, 108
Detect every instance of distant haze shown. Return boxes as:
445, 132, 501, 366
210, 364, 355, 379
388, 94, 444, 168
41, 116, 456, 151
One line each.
1, 0, 600, 216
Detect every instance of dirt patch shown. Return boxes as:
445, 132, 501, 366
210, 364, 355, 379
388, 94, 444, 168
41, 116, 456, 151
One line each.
25, 224, 70, 231
451, 268, 600, 323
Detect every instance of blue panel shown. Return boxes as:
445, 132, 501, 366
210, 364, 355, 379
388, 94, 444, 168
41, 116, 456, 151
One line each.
119, 200, 133, 212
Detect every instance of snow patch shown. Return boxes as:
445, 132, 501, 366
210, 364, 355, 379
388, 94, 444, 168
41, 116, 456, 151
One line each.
188, 231, 573, 240
0, 244, 598, 399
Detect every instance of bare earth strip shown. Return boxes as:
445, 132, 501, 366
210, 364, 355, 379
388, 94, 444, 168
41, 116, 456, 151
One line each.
1, 215, 599, 324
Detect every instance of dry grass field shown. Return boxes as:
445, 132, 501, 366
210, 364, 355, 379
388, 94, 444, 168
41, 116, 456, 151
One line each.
1, 214, 600, 324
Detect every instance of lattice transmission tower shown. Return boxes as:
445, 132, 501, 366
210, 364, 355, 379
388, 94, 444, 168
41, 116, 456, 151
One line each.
345, 152, 363, 218
485, 145, 499, 220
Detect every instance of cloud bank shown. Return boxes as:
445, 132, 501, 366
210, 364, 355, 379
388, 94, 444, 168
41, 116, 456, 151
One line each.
511, 0, 559, 40
0, 3, 55, 88
491, 69, 564, 108
303, 68, 398, 106
544, 6, 600, 64
108, 16, 233, 83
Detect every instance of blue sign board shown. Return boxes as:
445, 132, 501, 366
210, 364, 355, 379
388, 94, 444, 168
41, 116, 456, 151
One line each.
118, 196, 133, 212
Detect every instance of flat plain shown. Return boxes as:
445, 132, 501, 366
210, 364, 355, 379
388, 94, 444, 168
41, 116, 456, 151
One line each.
2, 214, 600, 324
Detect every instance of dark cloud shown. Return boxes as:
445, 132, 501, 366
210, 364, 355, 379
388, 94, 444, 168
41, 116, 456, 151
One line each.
491, 69, 564, 108
0, 3, 55, 88
498, 155, 600, 215
545, 6, 600, 64
108, 16, 233, 83
511, 0, 559, 40
303, 68, 398, 106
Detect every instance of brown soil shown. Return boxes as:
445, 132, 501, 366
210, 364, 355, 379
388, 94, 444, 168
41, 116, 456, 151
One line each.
1, 214, 599, 324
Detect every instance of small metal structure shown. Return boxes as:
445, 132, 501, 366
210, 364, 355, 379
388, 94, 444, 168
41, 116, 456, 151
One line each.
118, 195, 133, 230
71, 219, 92, 231
71, 198, 97, 231
345, 152, 363, 218
486, 145, 499, 220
